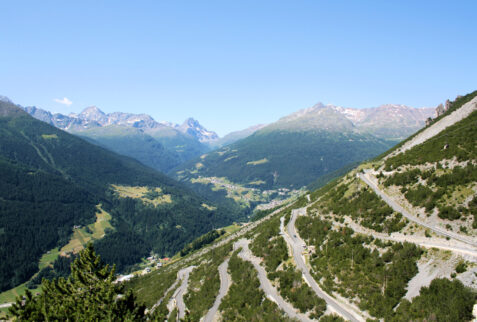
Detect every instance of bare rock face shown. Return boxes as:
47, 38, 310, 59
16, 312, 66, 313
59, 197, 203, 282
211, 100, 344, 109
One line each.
21, 105, 219, 143
445, 99, 452, 111
436, 104, 445, 117
178, 118, 219, 143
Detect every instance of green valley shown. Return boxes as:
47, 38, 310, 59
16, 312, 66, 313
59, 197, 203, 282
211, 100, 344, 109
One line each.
0, 100, 245, 296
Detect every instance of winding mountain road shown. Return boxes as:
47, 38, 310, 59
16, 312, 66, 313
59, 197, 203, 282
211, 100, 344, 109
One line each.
150, 273, 181, 313
284, 211, 364, 322
359, 170, 477, 247
339, 217, 477, 259
174, 266, 195, 319
166, 202, 297, 271
203, 259, 231, 322
234, 239, 312, 322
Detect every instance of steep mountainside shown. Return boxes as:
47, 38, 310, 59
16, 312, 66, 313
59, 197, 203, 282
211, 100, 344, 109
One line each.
125, 90, 477, 322
74, 125, 182, 173
0, 100, 243, 293
171, 103, 433, 213
209, 124, 267, 148
351, 104, 434, 140
175, 128, 390, 189
172, 105, 394, 205
335, 103, 434, 141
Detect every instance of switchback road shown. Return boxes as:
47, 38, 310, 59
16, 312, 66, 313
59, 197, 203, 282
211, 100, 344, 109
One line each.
203, 259, 231, 322
359, 170, 477, 247
284, 211, 364, 322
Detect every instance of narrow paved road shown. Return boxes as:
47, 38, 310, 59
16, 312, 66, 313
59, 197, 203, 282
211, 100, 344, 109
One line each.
167, 201, 297, 272
174, 266, 195, 319
203, 259, 231, 322
234, 239, 312, 322
150, 275, 181, 313
0, 302, 13, 309
284, 211, 364, 322
359, 171, 477, 247
339, 218, 477, 259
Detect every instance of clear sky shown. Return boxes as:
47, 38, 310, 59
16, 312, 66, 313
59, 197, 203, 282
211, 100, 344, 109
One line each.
1, 1, 476, 136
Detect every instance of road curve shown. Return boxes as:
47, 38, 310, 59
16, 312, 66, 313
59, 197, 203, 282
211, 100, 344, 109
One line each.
285, 211, 364, 322
203, 259, 231, 322
359, 171, 477, 247
150, 273, 182, 313
234, 239, 312, 322
174, 266, 195, 319
0, 302, 13, 309
166, 201, 298, 272
339, 218, 477, 259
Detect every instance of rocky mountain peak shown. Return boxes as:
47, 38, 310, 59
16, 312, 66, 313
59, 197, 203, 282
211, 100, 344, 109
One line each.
19, 102, 220, 143
79, 106, 106, 119
0, 95, 13, 104
0, 99, 27, 117
179, 117, 219, 143
310, 102, 327, 110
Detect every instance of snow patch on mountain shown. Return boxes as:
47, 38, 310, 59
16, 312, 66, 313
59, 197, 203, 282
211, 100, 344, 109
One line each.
178, 118, 219, 143
21, 105, 219, 143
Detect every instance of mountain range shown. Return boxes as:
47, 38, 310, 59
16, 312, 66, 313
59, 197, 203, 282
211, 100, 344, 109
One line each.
269, 102, 434, 140
17, 99, 435, 214
22, 105, 217, 172
23, 101, 434, 145
24, 105, 219, 143
20, 100, 433, 178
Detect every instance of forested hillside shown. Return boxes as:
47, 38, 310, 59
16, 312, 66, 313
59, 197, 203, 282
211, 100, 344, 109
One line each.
75, 125, 183, 173
175, 130, 391, 189
171, 106, 394, 216
0, 100, 244, 293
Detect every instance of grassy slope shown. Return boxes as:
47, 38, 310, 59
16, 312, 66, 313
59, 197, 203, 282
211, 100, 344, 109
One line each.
60, 204, 113, 254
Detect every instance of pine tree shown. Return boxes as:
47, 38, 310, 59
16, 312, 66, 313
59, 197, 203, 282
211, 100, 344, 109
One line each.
9, 244, 146, 321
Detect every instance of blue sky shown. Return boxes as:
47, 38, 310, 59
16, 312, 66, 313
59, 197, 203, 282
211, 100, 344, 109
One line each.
1, 1, 476, 136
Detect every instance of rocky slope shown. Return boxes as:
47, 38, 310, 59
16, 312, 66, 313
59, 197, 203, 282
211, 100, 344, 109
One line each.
280, 102, 434, 141
178, 117, 219, 143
